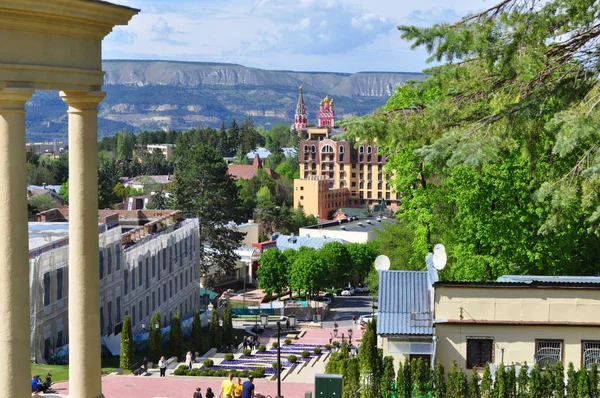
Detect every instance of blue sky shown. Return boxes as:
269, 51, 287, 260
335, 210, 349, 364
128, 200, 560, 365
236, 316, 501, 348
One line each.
105, 0, 487, 74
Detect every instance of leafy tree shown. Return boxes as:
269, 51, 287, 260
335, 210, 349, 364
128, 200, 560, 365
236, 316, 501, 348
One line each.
149, 311, 162, 363
120, 314, 134, 371
257, 249, 289, 295
506, 364, 517, 398
342, 357, 360, 398
191, 310, 202, 354
29, 194, 56, 213
59, 180, 69, 204
555, 361, 566, 398
402, 357, 412, 398
170, 310, 182, 358
172, 139, 244, 274
577, 368, 590, 398
116, 129, 135, 161
590, 363, 599, 398
396, 360, 406, 398
222, 305, 233, 346
358, 318, 380, 398
567, 362, 578, 398
469, 367, 481, 398
209, 308, 221, 349
433, 362, 446, 398
517, 362, 530, 398
287, 248, 330, 300
493, 363, 507, 398
319, 242, 350, 287
147, 189, 170, 210
98, 157, 119, 209
447, 361, 467, 398
530, 363, 543, 398
481, 363, 493, 397
380, 356, 396, 398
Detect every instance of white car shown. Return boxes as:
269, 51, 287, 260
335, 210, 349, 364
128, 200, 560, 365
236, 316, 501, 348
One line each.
341, 287, 355, 296
359, 314, 378, 324
355, 285, 369, 293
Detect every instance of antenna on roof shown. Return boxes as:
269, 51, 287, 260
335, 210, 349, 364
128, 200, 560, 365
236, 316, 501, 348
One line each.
374, 255, 390, 271
432, 244, 447, 270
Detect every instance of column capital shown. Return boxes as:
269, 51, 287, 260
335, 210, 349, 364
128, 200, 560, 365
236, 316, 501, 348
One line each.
60, 90, 105, 111
0, 88, 34, 111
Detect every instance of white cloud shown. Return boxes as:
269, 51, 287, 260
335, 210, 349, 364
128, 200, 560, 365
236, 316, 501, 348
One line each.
103, 0, 488, 73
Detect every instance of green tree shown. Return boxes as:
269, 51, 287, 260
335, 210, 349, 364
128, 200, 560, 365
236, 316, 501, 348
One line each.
590, 363, 599, 398
319, 242, 350, 287
222, 305, 233, 346
149, 311, 162, 363
447, 361, 467, 398
396, 360, 406, 398
29, 194, 56, 213
481, 363, 493, 397
343, 357, 361, 398
358, 318, 380, 398
493, 363, 506, 398
120, 314, 134, 371
506, 364, 517, 398
517, 362, 530, 398
209, 308, 221, 350
191, 310, 202, 355
470, 367, 481, 398
577, 368, 590, 398
433, 362, 446, 398
380, 356, 396, 398
172, 140, 244, 274
170, 310, 182, 358
116, 129, 135, 161
530, 363, 543, 398
147, 189, 170, 210
98, 157, 119, 209
287, 248, 330, 300
555, 361, 566, 398
58, 180, 69, 205
567, 362, 578, 398
257, 248, 289, 296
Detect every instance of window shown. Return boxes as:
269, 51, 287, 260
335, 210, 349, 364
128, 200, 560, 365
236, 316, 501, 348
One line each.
145, 258, 150, 289
56, 268, 63, 301
367, 145, 373, 154
339, 145, 345, 153
43, 272, 51, 306
466, 337, 494, 368
100, 307, 104, 334
116, 297, 121, 323
158, 287, 161, 306
300, 196, 304, 200
107, 301, 112, 331
169, 280, 172, 298
152, 292, 156, 311
536, 340, 563, 368
131, 268, 135, 291
138, 260, 143, 286
163, 282, 167, 303
152, 256, 156, 278
583, 341, 600, 369
107, 250, 112, 274
180, 272, 183, 290
162, 249, 167, 270
174, 276, 178, 294
132, 306, 136, 326
359, 146, 364, 154
124, 270, 129, 295
115, 246, 121, 270
145, 296, 149, 317
99, 251, 104, 279
138, 300, 142, 322
56, 330, 63, 348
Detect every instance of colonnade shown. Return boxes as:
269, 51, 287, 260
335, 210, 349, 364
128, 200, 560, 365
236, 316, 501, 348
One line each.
0, 88, 105, 397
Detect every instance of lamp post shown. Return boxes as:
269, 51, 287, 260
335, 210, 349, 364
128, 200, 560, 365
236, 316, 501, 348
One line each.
276, 320, 283, 398
260, 312, 269, 328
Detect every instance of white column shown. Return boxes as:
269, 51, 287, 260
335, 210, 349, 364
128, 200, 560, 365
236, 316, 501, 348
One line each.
60, 91, 105, 398
0, 88, 33, 398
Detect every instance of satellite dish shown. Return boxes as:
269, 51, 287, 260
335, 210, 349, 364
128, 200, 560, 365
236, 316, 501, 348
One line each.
432, 244, 447, 270
374, 255, 390, 271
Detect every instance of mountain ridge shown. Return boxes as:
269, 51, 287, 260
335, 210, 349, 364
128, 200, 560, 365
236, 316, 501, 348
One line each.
25, 60, 424, 140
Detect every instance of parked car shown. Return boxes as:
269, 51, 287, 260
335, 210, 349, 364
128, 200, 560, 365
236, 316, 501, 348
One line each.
359, 313, 378, 325
341, 287, 355, 296
355, 284, 369, 293
323, 292, 335, 300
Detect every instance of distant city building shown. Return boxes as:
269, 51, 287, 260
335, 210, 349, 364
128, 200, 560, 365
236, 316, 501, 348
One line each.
146, 144, 175, 160
227, 154, 278, 180
26, 140, 67, 155
292, 92, 400, 219
29, 209, 199, 362
120, 175, 173, 191
294, 86, 308, 131
299, 216, 394, 243
259, 232, 348, 252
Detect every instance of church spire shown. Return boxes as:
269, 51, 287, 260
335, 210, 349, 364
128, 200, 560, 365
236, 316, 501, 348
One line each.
294, 86, 308, 131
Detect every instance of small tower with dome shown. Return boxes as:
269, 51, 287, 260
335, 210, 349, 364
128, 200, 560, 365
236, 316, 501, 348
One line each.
294, 86, 308, 131
317, 95, 335, 127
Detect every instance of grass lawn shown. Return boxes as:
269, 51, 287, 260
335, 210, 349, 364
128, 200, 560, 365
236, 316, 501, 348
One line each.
32, 326, 248, 382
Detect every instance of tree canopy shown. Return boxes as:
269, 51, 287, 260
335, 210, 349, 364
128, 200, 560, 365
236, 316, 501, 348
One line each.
344, 0, 600, 281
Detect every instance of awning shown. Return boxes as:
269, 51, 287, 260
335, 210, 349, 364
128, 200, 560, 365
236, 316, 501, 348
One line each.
200, 288, 218, 300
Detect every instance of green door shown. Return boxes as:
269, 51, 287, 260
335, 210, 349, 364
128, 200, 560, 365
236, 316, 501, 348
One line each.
315, 374, 343, 398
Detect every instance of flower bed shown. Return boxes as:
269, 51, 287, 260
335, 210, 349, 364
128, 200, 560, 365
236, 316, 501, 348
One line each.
198, 364, 276, 375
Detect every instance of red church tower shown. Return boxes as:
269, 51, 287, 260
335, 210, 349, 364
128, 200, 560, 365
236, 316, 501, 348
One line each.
317, 96, 335, 127
294, 86, 308, 130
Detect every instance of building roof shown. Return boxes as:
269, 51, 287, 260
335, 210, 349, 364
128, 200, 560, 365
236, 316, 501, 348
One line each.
302, 216, 393, 234
227, 154, 279, 180
377, 270, 434, 336
435, 275, 600, 289
496, 275, 600, 284
28, 222, 71, 253
270, 233, 348, 251
120, 175, 173, 186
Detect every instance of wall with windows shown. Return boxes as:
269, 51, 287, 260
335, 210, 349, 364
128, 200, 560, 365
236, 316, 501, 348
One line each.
122, 218, 200, 334
434, 285, 600, 372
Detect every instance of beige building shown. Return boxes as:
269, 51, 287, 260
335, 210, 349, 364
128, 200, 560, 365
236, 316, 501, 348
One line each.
434, 275, 600, 372
147, 144, 175, 160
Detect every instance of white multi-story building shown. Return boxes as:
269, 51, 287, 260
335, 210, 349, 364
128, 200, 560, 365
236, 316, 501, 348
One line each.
29, 209, 199, 363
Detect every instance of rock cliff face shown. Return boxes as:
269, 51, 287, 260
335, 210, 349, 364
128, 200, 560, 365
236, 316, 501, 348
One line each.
25, 60, 423, 140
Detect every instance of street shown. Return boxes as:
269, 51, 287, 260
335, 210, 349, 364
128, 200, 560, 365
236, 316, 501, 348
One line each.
322, 293, 377, 328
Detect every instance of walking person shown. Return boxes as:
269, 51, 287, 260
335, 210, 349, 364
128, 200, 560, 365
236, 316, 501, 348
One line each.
186, 351, 193, 371
158, 356, 167, 377
234, 377, 243, 398
234, 336, 240, 350
352, 315, 356, 325
205, 387, 215, 398
241, 375, 255, 398
243, 336, 248, 350
329, 332, 333, 345
193, 387, 203, 398
219, 373, 235, 398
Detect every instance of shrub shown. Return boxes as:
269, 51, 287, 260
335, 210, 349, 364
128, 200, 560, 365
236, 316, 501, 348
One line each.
272, 361, 282, 371
224, 353, 234, 361
174, 365, 188, 376
258, 344, 267, 352
243, 349, 252, 356
252, 367, 266, 378
203, 359, 214, 368
332, 341, 340, 347
287, 355, 298, 363
272, 342, 279, 348
301, 350, 310, 358
313, 347, 322, 355
284, 339, 292, 345
324, 344, 332, 350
